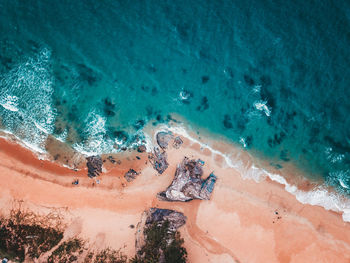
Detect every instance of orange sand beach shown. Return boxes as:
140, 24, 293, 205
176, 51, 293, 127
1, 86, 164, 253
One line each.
0, 131, 350, 263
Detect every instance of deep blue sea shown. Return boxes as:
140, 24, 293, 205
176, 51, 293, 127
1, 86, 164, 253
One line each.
1, 0, 350, 194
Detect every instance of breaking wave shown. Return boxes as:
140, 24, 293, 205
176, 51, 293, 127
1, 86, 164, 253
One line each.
0, 48, 56, 152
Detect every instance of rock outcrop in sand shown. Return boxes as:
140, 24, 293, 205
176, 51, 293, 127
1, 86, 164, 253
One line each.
148, 147, 169, 174
86, 155, 103, 178
158, 157, 217, 202
156, 131, 174, 149
124, 168, 140, 182
173, 136, 183, 149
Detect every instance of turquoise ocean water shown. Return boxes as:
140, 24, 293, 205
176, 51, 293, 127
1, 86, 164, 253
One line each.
1, 0, 350, 195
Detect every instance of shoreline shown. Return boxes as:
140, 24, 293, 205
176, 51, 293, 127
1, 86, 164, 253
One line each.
0, 127, 350, 262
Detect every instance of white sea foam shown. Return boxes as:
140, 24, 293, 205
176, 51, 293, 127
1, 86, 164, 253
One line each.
0, 48, 56, 152
0, 95, 19, 112
339, 179, 349, 189
156, 123, 350, 223
239, 137, 247, 148
253, 100, 271, 117
325, 147, 345, 163
72, 110, 116, 156
0, 129, 47, 155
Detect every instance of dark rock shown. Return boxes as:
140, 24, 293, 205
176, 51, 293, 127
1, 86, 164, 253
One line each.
158, 157, 217, 202
148, 147, 169, 174
107, 155, 116, 164
196, 96, 209, 111
173, 136, 183, 149
244, 74, 255, 86
151, 87, 158, 95
146, 208, 186, 231
86, 155, 103, 178
156, 131, 174, 149
137, 144, 147, 153
124, 168, 140, 182
113, 130, 129, 143
201, 75, 210, 84
134, 119, 145, 130
223, 114, 233, 129
280, 150, 290, 162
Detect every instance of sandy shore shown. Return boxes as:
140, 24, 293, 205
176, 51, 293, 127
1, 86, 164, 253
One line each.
0, 132, 350, 263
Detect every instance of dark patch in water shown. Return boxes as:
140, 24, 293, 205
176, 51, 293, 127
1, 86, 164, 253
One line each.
267, 132, 286, 148
201, 75, 210, 84
103, 98, 116, 117
196, 96, 209, 111
0, 54, 13, 69
76, 63, 98, 85
146, 106, 153, 116
260, 85, 276, 109
245, 135, 253, 147
113, 130, 129, 143
151, 87, 158, 96
280, 150, 290, 162
260, 75, 272, 86
147, 64, 157, 73
134, 119, 145, 130
104, 109, 115, 117
270, 163, 283, 169
243, 74, 255, 86
324, 136, 350, 154
236, 117, 246, 132
223, 114, 233, 129
309, 126, 320, 144
141, 85, 150, 92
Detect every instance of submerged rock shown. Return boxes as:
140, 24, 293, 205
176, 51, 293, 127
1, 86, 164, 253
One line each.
158, 157, 217, 202
124, 168, 140, 182
86, 155, 103, 178
156, 131, 174, 149
148, 147, 169, 174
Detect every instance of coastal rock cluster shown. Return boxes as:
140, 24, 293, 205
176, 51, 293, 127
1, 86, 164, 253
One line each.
124, 168, 140, 182
86, 155, 103, 178
148, 147, 169, 174
156, 131, 174, 149
146, 208, 187, 232
158, 157, 217, 202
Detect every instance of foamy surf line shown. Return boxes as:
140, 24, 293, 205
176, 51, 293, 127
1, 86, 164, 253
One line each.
154, 123, 350, 223
0, 129, 47, 155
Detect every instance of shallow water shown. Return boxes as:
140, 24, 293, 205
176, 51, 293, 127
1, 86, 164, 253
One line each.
0, 0, 350, 194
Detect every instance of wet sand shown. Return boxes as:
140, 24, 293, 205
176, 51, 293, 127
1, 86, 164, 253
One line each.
0, 134, 350, 263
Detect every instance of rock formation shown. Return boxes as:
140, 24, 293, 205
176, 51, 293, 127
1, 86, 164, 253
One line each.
158, 157, 217, 201
124, 169, 140, 182
173, 136, 183, 149
148, 147, 169, 174
86, 155, 103, 178
137, 144, 147, 153
156, 131, 174, 149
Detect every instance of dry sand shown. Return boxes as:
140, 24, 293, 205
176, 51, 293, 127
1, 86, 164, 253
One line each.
0, 133, 350, 263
